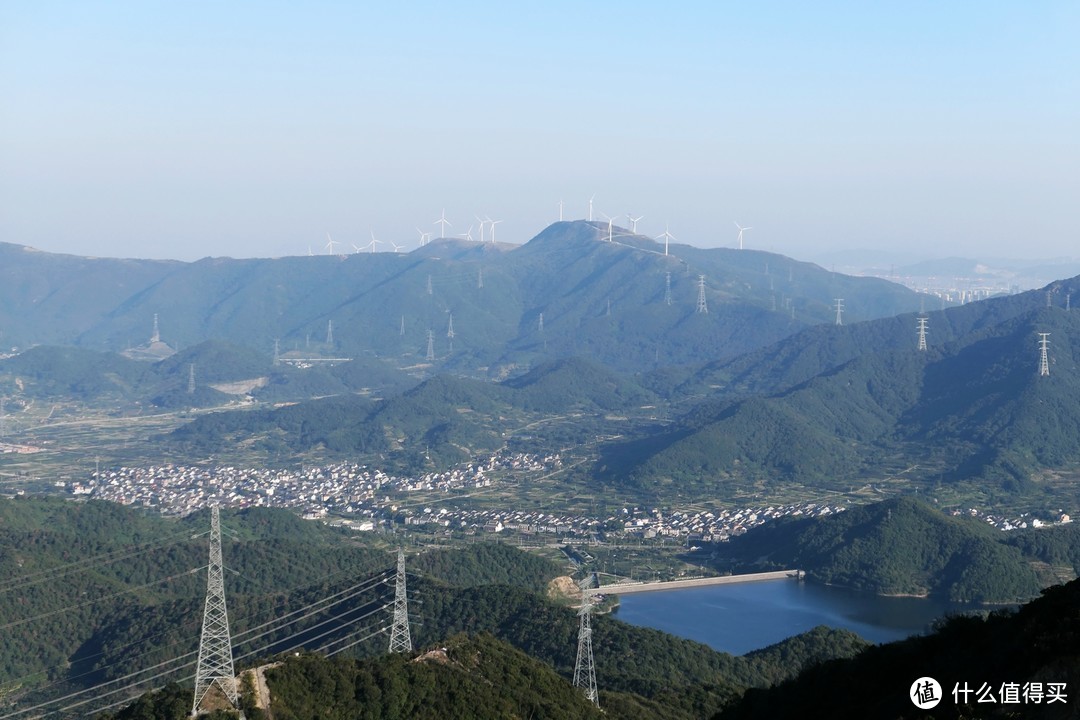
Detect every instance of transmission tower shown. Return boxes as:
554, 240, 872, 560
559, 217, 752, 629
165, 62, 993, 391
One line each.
1047, 291, 1053, 308
400, 315, 406, 337
917, 316, 929, 351
696, 275, 708, 314
426, 330, 435, 361
0, 397, 6, 440
151, 313, 160, 344
664, 272, 672, 306
1067, 293, 1072, 311
573, 591, 599, 707
273, 339, 280, 365
326, 319, 334, 345
192, 506, 240, 716
834, 298, 844, 326
606, 298, 611, 317
388, 549, 413, 653
426, 274, 433, 296
447, 313, 455, 352
188, 363, 196, 394
1039, 333, 1051, 377
477, 267, 484, 289
538, 313, 544, 333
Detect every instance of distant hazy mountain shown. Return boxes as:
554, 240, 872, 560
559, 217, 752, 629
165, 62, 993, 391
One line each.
606, 276, 1080, 493
0, 339, 416, 410
0, 221, 929, 374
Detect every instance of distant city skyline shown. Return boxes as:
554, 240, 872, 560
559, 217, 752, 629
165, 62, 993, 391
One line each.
1, 2, 1076, 263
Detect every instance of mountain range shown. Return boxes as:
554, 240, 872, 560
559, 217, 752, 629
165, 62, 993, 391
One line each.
0, 222, 928, 374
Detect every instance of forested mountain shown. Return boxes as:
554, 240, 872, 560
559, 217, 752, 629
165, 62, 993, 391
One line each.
0, 497, 868, 719
166, 358, 656, 467
711, 498, 1047, 603
603, 297, 1080, 493
0, 221, 927, 375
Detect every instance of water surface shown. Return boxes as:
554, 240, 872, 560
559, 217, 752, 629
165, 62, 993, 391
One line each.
613, 578, 981, 655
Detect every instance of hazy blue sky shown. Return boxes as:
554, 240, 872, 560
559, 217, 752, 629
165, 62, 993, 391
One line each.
1, 2, 1077, 262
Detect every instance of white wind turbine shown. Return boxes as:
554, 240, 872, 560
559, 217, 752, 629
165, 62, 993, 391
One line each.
475, 215, 488, 243
368, 231, 385, 254
325, 232, 340, 256
351, 243, 364, 254
627, 214, 644, 233
390, 240, 406, 253
588, 194, 595, 221
434, 210, 451, 238
734, 222, 752, 250
599, 212, 616, 242
487, 217, 502, 243
656, 225, 676, 256
558, 199, 564, 221
416, 228, 432, 247
458, 224, 474, 242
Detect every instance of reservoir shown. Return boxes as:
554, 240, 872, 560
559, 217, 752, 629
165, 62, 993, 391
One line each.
612, 578, 983, 655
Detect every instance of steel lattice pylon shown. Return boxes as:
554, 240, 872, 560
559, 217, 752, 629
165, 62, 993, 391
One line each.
573, 592, 599, 707
192, 506, 239, 716
388, 549, 412, 653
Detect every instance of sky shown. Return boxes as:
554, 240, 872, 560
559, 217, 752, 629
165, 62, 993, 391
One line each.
1, 2, 1077, 263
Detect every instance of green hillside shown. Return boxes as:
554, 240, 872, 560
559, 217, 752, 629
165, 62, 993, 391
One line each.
605, 303, 1080, 495
166, 359, 655, 468
711, 498, 1044, 603
0, 497, 869, 719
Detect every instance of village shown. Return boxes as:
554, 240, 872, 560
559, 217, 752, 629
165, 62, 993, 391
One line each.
61, 450, 847, 544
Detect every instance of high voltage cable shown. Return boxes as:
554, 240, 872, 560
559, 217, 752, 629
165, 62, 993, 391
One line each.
0, 567, 395, 718
0, 528, 206, 594
78, 594, 393, 717
0, 567, 203, 631
236, 601, 392, 664
319, 623, 390, 657
232, 571, 393, 648
0, 650, 198, 719
0, 557, 382, 696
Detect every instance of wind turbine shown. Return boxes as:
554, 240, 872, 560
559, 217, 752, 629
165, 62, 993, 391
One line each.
352, 243, 364, 254
558, 199, 564, 221
487, 217, 502, 243
475, 215, 488, 243
325, 232, 340, 256
416, 228, 432, 247
434, 209, 451, 238
588, 194, 595, 221
368, 231, 385, 254
734, 222, 752, 250
656, 225, 676, 256
627, 214, 644, 233
457, 224, 474, 242
390, 240, 406, 253
599, 212, 616, 242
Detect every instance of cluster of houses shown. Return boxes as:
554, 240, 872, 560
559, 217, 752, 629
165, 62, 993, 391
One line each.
60, 450, 849, 543
63, 451, 562, 519
399, 501, 846, 543
951, 506, 1071, 531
